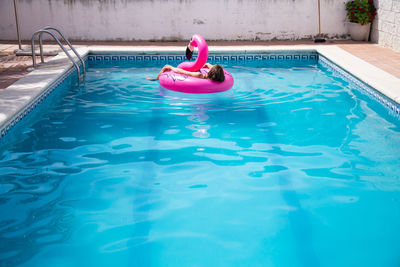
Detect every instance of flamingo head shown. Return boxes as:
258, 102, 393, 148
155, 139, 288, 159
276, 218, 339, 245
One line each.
185, 37, 195, 60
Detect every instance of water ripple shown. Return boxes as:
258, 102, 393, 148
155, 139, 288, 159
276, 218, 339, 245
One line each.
1, 62, 400, 266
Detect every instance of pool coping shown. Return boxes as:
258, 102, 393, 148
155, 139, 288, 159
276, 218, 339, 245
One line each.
1, 45, 400, 137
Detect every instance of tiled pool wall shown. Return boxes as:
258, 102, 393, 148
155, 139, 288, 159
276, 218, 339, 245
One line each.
87, 53, 319, 63
1, 52, 400, 140
318, 56, 400, 117
88, 52, 400, 117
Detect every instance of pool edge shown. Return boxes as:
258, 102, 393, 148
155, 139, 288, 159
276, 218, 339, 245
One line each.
1, 45, 399, 139
0, 47, 90, 138
315, 46, 400, 106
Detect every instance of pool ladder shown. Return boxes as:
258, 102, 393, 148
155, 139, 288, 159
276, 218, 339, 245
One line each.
31, 26, 85, 80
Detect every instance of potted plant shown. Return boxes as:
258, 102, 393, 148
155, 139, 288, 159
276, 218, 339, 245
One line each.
345, 0, 376, 41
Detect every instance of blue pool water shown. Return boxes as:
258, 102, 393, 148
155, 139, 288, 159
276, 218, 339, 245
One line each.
1, 56, 400, 267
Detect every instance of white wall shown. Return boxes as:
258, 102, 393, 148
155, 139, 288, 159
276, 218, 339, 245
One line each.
0, 0, 348, 41
371, 0, 400, 52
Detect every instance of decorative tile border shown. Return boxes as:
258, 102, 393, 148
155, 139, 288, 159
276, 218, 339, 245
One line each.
318, 55, 400, 117
0, 59, 86, 139
88, 53, 319, 63
89, 55, 187, 62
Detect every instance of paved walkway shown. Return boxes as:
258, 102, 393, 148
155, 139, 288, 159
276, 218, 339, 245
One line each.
337, 43, 400, 79
1, 40, 400, 90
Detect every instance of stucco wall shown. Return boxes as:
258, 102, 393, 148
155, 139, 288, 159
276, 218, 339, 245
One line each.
0, 0, 348, 41
371, 0, 400, 52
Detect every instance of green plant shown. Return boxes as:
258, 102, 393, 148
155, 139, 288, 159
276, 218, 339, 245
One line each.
346, 0, 377, 25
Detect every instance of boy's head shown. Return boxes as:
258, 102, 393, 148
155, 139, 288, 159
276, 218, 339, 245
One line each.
207, 65, 225, 82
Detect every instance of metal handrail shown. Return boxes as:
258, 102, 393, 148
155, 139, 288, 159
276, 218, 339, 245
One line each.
39, 26, 85, 74
31, 29, 82, 79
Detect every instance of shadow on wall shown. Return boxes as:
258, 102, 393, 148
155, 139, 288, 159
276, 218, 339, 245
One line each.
370, 18, 379, 43
370, 0, 381, 44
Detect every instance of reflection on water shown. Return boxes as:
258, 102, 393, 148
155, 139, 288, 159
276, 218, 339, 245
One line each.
187, 104, 210, 138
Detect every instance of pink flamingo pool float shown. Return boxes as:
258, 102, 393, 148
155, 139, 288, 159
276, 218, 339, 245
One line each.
159, 34, 234, 94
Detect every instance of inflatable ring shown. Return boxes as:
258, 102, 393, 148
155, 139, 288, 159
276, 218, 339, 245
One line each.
159, 34, 234, 94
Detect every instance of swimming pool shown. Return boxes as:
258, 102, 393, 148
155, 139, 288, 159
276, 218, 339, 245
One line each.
1, 52, 400, 266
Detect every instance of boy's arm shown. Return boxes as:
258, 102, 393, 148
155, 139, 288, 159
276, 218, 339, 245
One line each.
146, 65, 173, 81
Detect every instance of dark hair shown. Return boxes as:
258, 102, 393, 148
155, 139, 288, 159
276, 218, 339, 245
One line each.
207, 65, 225, 82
